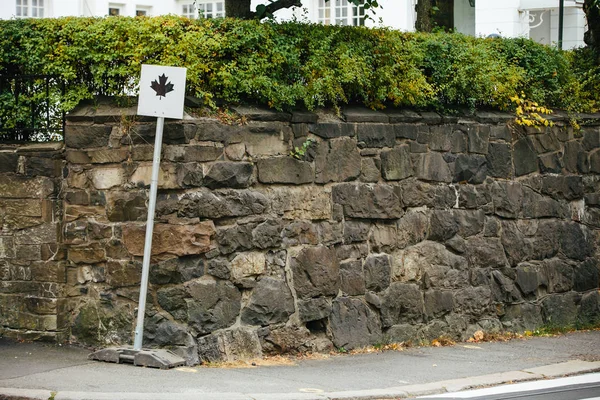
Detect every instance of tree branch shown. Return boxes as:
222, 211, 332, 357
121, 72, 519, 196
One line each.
262, 0, 303, 16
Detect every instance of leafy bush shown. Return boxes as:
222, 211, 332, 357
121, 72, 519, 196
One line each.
0, 16, 598, 121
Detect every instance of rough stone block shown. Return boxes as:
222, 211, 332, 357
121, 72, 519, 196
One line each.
290, 245, 340, 299
545, 259, 574, 293
308, 122, 355, 139
314, 137, 361, 183
339, 260, 365, 296
65, 124, 112, 149
186, 277, 241, 335
560, 222, 593, 261
68, 243, 106, 264
573, 258, 599, 292
178, 145, 221, 164
424, 290, 454, 318
0, 152, 18, 173
332, 183, 403, 219
123, 222, 214, 257
197, 327, 262, 363
427, 125, 453, 151
91, 167, 125, 190
514, 137, 539, 176
257, 157, 313, 184
412, 152, 452, 183
402, 180, 457, 209
380, 282, 424, 327
241, 277, 295, 326
486, 142, 513, 178
454, 154, 487, 184
329, 297, 382, 350
466, 237, 508, 269
265, 186, 330, 220
523, 187, 567, 219
106, 260, 142, 287
467, 125, 490, 154
0, 175, 54, 199
363, 254, 391, 292
394, 123, 418, 140
492, 181, 523, 219
204, 162, 253, 189
298, 297, 331, 322
538, 152, 563, 174
356, 124, 395, 148
169, 190, 265, 220
541, 176, 583, 201
230, 252, 266, 285
515, 262, 547, 296
542, 292, 580, 326
106, 190, 147, 222
381, 145, 413, 181
360, 158, 381, 182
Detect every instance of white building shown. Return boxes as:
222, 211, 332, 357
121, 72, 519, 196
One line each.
0, 0, 588, 49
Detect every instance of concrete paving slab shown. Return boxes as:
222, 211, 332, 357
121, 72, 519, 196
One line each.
438, 370, 542, 392
523, 360, 600, 377
0, 388, 52, 400
326, 388, 409, 400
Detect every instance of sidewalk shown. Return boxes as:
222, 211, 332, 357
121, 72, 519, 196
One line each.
1, 330, 599, 400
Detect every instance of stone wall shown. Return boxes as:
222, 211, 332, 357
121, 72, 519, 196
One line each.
0, 143, 65, 341
2, 102, 600, 364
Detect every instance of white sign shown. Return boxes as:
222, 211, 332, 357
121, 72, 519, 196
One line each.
137, 64, 187, 119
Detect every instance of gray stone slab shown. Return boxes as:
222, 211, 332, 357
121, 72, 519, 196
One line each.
384, 109, 422, 123
231, 105, 291, 122
343, 107, 389, 123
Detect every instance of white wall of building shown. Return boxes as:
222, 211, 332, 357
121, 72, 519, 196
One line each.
454, 0, 476, 36
475, 0, 526, 38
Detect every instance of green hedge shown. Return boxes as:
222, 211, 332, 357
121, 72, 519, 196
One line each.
0, 16, 598, 114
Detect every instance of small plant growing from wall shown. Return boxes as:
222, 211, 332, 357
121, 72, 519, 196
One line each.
290, 138, 315, 160
511, 92, 554, 129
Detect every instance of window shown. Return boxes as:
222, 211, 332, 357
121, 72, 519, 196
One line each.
136, 6, 151, 16
317, 0, 364, 26
181, 1, 225, 19
198, 1, 224, 18
16, 0, 45, 18
108, 7, 120, 15
181, 3, 196, 18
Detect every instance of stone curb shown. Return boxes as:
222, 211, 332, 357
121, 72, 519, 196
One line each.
2, 360, 600, 400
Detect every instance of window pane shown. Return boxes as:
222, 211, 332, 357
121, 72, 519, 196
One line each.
32, 0, 37, 7
108, 7, 119, 15
136, 9, 146, 16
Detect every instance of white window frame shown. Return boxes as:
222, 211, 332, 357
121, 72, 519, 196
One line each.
136, 5, 152, 16
108, 3, 124, 16
16, 0, 46, 18
181, 2, 196, 18
197, 0, 225, 18
317, 0, 365, 26
181, 1, 225, 19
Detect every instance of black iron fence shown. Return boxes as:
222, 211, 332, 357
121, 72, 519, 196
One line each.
0, 74, 65, 142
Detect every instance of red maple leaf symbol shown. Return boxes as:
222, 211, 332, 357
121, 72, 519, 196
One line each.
150, 73, 175, 99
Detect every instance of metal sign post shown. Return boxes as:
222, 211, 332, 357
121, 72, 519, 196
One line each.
90, 65, 187, 369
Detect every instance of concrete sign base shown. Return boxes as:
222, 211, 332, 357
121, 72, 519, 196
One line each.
89, 347, 186, 370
